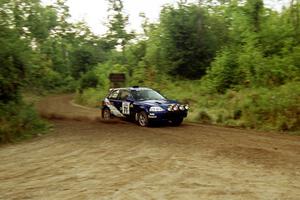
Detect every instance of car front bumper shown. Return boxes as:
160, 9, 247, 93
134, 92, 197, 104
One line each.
147, 110, 188, 122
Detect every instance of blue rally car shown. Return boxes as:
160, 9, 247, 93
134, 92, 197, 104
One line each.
101, 86, 189, 127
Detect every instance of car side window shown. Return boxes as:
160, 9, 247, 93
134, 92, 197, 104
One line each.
108, 90, 120, 99
119, 90, 131, 100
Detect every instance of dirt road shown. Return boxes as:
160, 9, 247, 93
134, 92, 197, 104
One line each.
1, 95, 300, 199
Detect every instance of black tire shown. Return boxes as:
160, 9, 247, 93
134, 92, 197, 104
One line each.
137, 111, 149, 127
170, 117, 183, 126
102, 107, 112, 120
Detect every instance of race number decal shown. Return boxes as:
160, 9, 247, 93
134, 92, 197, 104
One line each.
122, 102, 130, 115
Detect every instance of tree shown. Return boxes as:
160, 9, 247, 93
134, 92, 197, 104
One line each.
0, 0, 34, 102
0, 28, 29, 103
157, 3, 227, 79
105, 0, 134, 51
289, 0, 300, 43
245, 0, 264, 33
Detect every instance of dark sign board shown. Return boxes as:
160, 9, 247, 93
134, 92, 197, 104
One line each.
109, 73, 126, 82
109, 73, 126, 88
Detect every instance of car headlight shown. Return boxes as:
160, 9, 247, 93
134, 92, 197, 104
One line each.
173, 105, 178, 111
149, 106, 164, 112
185, 105, 189, 110
179, 105, 185, 110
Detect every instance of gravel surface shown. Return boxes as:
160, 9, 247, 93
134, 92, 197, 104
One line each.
0, 95, 300, 199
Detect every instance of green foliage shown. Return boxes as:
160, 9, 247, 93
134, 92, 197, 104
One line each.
189, 82, 300, 131
71, 47, 98, 79
75, 88, 107, 108
0, 23, 28, 103
1, 0, 300, 134
41, 70, 76, 92
0, 102, 48, 143
196, 111, 212, 124
205, 48, 239, 93
156, 3, 227, 79
106, 0, 134, 51
226, 82, 300, 131
79, 71, 99, 91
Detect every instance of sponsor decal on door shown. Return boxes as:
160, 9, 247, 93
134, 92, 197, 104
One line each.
122, 102, 130, 115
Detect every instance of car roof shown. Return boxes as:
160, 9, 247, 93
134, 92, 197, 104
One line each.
110, 87, 152, 91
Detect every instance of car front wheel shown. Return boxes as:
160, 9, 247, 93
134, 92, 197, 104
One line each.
137, 111, 149, 127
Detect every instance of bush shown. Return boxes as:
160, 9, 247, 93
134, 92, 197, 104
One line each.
31, 68, 77, 93
0, 102, 48, 143
233, 109, 242, 120
205, 49, 239, 93
196, 111, 212, 124
178, 81, 300, 132
79, 71, 99, 91
215, 82, 300, 131
75, 88, 107, 108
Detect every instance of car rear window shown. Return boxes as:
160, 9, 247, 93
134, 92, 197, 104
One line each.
108, 90, 120, 99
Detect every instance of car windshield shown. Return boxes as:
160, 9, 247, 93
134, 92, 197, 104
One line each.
131, 89, 165, 101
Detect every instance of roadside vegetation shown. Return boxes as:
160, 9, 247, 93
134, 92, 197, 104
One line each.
1, 0, 300, 143
75, 0, 300, 132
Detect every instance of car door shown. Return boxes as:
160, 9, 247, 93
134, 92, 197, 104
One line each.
107, 89, 124, 117
112, 90, 123, 114
118, 89, 133, 117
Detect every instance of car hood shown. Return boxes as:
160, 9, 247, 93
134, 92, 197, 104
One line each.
137, 99, 177, 107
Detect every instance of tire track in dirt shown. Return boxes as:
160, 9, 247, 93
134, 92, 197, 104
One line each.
0, 94, 300, 199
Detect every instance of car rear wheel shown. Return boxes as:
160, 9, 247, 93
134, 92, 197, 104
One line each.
137, 111, 149, 127
102, 107, 112, 120
170, 117, 183, 126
